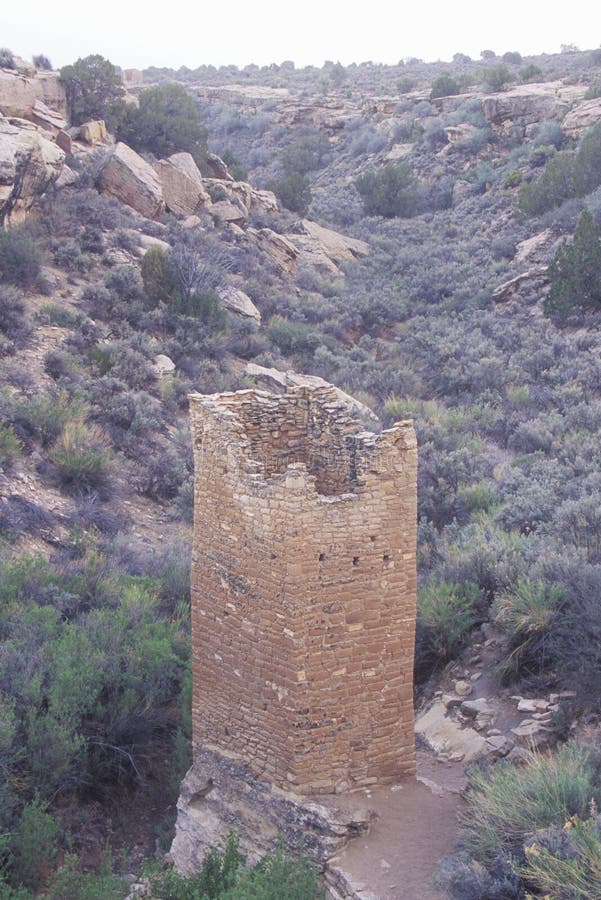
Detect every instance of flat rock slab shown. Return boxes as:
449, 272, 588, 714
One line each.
327, 769, 462, 900
415, 700, 486, 762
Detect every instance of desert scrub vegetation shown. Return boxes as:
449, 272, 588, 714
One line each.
0, 229, 42, 289
116, 82, 208, 166
439, 742, 601, 899
355, 161, 418, 218
519, 123, 601, 216
60, 54, 125, 126
145, 831, 325, 899
0, 536, 190, 894
49, 419, 113, 496
544, 208, 601, 319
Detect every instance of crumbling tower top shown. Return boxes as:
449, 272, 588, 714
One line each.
189, 384, 417, 795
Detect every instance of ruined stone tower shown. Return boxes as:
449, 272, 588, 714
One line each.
188, 384, 417, 797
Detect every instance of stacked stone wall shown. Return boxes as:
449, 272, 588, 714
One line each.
189, 386, 417, 795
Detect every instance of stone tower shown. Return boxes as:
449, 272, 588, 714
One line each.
187, 384, 417, 797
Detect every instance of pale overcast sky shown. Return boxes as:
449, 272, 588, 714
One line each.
4, 0, 600, 70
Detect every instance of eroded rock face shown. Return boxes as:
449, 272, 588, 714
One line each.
97, 142, 164, 219
0, 118, 65, 223
171, 747, 370, 875
0, 69, 67, 120
154, 152, 210, 216
483, 83, 582, 129
562, 97, 601, 137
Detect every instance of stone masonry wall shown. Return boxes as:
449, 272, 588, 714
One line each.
189, 385, 417, 796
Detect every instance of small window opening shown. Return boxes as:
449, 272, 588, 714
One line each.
353, 556, 360, 566
319, 552, 326, 562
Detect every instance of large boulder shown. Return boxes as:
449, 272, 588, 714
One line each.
216, 285, 261, 323
562, 97, 601, 138
97, 142, 164, 219
154, 152, 211, 216
204, 152, 233, 180
0, 118, 65, 223
285, 220, 369, 276
298, 219, 369, 265
246, 227, 299, 274
30, 99, 67, 136
79, 120, 107, 144
210, 198, 247, 226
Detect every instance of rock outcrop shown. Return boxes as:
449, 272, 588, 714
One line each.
0, 117, 65, 223
286, 220, 369, 275
97, 142, 164, 219
216, 285, 261, 322
246, 227, 299, 274
0, 69, 67, 120
172, 747, 370, 875
483, 82, 584, 129
561, 97, 601, 137
154, 152, 211, 216
29, 99, 67, 136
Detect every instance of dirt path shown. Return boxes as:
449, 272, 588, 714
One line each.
326, 749, 464, 899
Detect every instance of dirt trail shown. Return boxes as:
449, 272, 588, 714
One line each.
326, 749, 464, 899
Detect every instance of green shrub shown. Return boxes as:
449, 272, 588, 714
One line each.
60, 54, 124, 126
281, 128, 330, 175
50, 420, 112, 494
462, 742, 600, 864
0, 425, 22, 468
0, 48, 16, 69
519, 124, 601, 216
176, 289, 226, 329
519, 64, 543, 83
0, 230, 41, 287
544, 209, 601, 319
14, 389, 87, 447
483, 64, 511, 92
430, 74, 460, 100
147, 831, 325, 899
11, 798, 58, 892
585, 83, 601, 100
355, 161, 418, 218
397, 76, 417, 93
268, 170, 312, 215
492, 579, 565, 681
267, 315, 321, 357
417, 579, 478, 663
32, 54, 52, 70
48, 853, 126, 900
141, 246, 172, 307
117, 83, 207, 166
